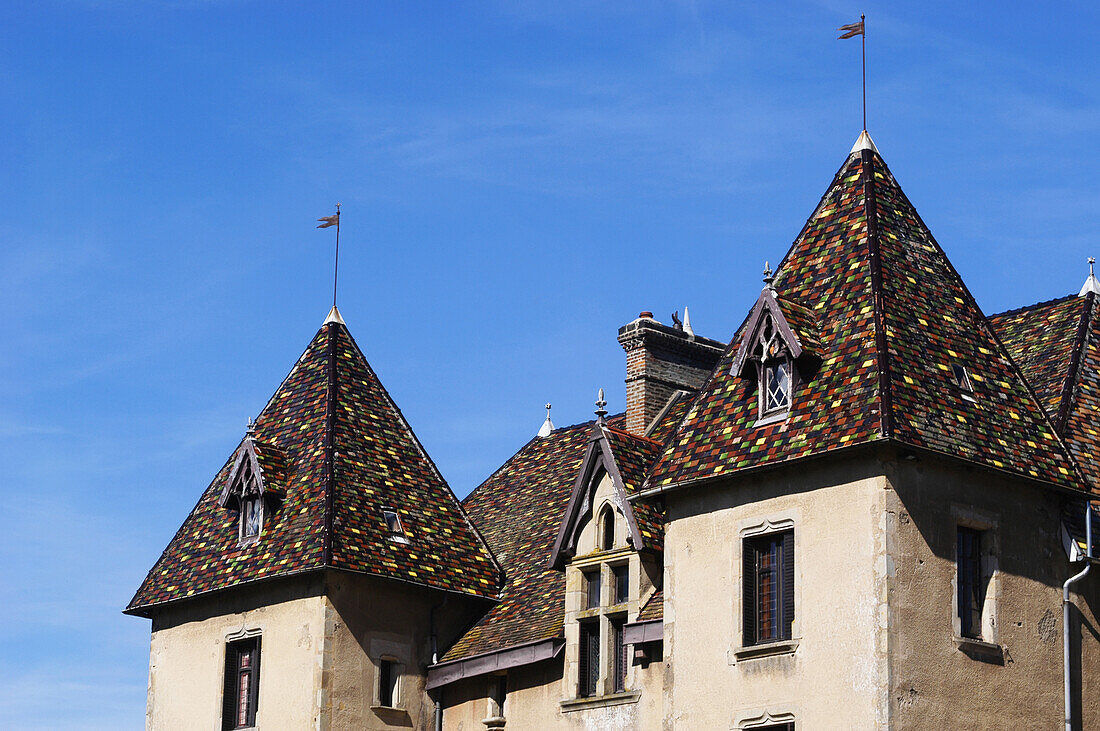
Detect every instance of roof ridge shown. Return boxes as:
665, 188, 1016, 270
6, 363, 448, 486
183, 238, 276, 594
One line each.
603, 424, 663, 446
872, 154, 1089, 493
989, 293, 1079, 321
322, 321, 338, 566
335, 324, 505, 589
863, 149, 894, 439
1055, 292, 1096, 433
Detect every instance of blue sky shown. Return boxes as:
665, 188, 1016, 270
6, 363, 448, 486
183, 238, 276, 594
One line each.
3, 1, 1100, 727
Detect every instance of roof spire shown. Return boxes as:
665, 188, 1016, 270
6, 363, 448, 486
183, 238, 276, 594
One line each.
850, 129, 879, 155
246, 416, 255, 437
324, 305, 346, 325
594, 388, 608, 422
1081, 257, 1100, 296
683, 306, 695, 337
537, 403, 555, 437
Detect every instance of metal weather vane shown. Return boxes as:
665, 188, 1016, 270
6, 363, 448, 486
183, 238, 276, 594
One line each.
838, 15, 867, 131
317, 203, 341, 308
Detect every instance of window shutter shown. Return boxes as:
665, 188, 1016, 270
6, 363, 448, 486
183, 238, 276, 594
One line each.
782, 531, 795, 640
249, 637, 261, 725
221, 645, 237, 730
742, 539, 757, 645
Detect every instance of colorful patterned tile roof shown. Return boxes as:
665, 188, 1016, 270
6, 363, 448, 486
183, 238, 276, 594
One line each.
635, 588, 663, 623
603, 426, 665, 553
993, 293, 1100, 491
990, 295, 1085, 420
442, 418, 609, 661
649, 143, 1085, 493
127, 317, 501, 615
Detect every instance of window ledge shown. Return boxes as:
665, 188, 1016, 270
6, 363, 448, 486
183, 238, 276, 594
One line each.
953, 636, 1004, 664
560, 690, 640, 712
370, 704, 407, 714
753, 412, 789, 428
731, 638, 799, 662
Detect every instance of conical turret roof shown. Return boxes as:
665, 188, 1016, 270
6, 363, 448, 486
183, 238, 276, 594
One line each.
648, 134, 1085, 492
127, 311, 501, 615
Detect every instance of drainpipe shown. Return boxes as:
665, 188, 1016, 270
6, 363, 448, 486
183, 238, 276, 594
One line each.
1064, 506, 1091, 731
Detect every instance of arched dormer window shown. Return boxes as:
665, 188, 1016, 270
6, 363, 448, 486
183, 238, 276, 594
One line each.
598, 504, 616, 551
757, 317, 792, 419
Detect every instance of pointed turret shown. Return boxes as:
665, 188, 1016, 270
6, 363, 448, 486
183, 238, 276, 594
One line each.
127, 310, 501, 615
648, 134, 1084, 493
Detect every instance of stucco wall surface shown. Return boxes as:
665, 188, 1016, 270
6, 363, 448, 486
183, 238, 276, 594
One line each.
886, 456, 1100, 730
663, 457, 889, 730
324, 571, 490, 731
145, 575, 327, 730
440, 656, 665, 731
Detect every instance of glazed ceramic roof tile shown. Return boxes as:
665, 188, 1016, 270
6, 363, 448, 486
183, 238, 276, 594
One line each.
636, 588, 663, 623
127, 317, 501, 615
442, 418, 614, 661
993, 293, 1100, 490
990, 295, 1084, 420
648, 143, 1085, 493
603, 426, 665, 553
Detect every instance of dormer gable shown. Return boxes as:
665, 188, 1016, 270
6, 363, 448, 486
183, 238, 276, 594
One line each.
549, 420, 663, 570
218, 433, 287, 545
730, 281, 822, 424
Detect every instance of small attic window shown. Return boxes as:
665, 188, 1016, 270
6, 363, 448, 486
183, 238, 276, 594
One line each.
952, 364, 976, 401
383, 510, 410, 544
763, 360, 792, 416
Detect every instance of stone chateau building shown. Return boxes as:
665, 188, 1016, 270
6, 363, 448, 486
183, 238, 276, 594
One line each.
127, 132, 1100, 729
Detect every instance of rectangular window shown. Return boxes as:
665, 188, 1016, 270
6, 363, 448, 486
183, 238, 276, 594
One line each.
378, 658, 399, 708
957, 526, 987, 639
578, 621, 600, 698
611, 617, 628, 693
613, 564, 629, 604
222, 637, 260, 730
585, 569, 602, 609
743, 531, 794, 646
763, 360, 792, 415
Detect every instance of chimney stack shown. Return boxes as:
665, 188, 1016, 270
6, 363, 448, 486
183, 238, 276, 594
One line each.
617, 311, 725, 434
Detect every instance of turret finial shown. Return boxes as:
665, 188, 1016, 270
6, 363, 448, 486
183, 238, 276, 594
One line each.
763, 261, 775, 290
538, 403, 555, 437
595, 388, 608, 421
1081, 256, 1100, 297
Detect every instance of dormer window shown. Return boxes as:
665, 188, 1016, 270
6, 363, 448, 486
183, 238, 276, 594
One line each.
762, 359, 792, 416
953, 363, 976, 401
218, 434, 285, 548
730, 282, 821, 427
383, 510, 410, 544
241, 493, 263, 542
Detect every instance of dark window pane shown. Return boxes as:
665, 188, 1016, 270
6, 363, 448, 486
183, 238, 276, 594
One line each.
957, 527, 985, 639
613, 565, 629, 604
745, 531, 793, 646
578, 621, 599, 697
612, 618, 627, 693
585, 570, 601, 608
601, 509, 615, 550
378, 660, 397, 707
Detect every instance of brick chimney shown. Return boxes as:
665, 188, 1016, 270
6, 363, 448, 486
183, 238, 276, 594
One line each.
617, 312, 726, 434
